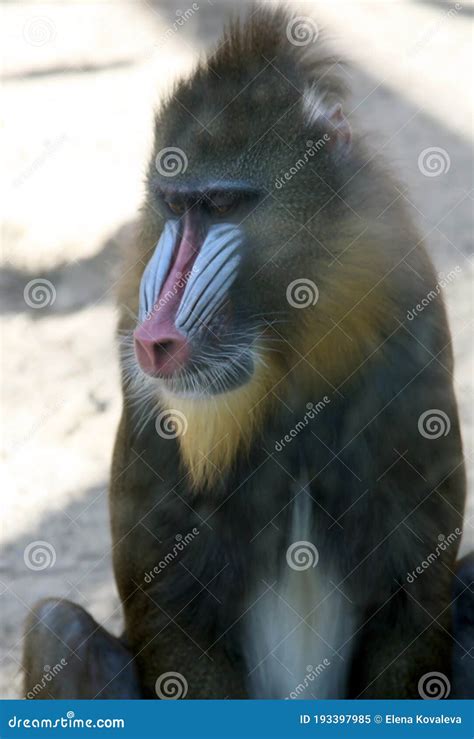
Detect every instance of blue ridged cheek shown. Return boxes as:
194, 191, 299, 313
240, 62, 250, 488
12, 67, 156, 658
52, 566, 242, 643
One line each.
138, 220, 180, 322
176, 223, 243, 336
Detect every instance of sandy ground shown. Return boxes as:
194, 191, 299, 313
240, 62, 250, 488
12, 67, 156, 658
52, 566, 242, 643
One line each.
1, 0, 473, 698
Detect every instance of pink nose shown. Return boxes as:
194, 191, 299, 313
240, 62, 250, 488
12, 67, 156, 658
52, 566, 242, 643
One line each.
134, 322, 190, 378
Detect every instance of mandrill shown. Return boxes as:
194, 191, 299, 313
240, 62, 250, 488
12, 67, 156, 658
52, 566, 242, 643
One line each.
24, 8, 471, 700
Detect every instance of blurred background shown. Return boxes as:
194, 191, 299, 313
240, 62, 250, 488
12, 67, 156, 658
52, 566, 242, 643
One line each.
1, 0, 473, 698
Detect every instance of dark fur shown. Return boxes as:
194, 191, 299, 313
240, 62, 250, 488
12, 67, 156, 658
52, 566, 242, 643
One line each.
23, 8, 470, 699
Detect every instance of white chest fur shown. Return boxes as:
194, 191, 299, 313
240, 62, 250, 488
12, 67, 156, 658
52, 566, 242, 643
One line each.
242, 487, 357, 699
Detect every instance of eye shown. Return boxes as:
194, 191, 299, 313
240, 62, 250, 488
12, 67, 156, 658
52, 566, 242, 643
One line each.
207, 193, 237, 216
215, 203, 232, 215
165, 200, 186, 216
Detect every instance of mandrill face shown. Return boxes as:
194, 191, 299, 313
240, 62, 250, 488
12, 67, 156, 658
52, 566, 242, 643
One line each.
131, 52, 353, 400
133, 184, 269, 397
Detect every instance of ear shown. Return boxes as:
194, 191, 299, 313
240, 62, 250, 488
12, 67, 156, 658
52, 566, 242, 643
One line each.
302, 88, 352, 156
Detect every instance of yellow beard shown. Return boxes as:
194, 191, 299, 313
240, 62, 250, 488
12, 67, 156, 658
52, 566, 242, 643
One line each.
158, 359, 281, 491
